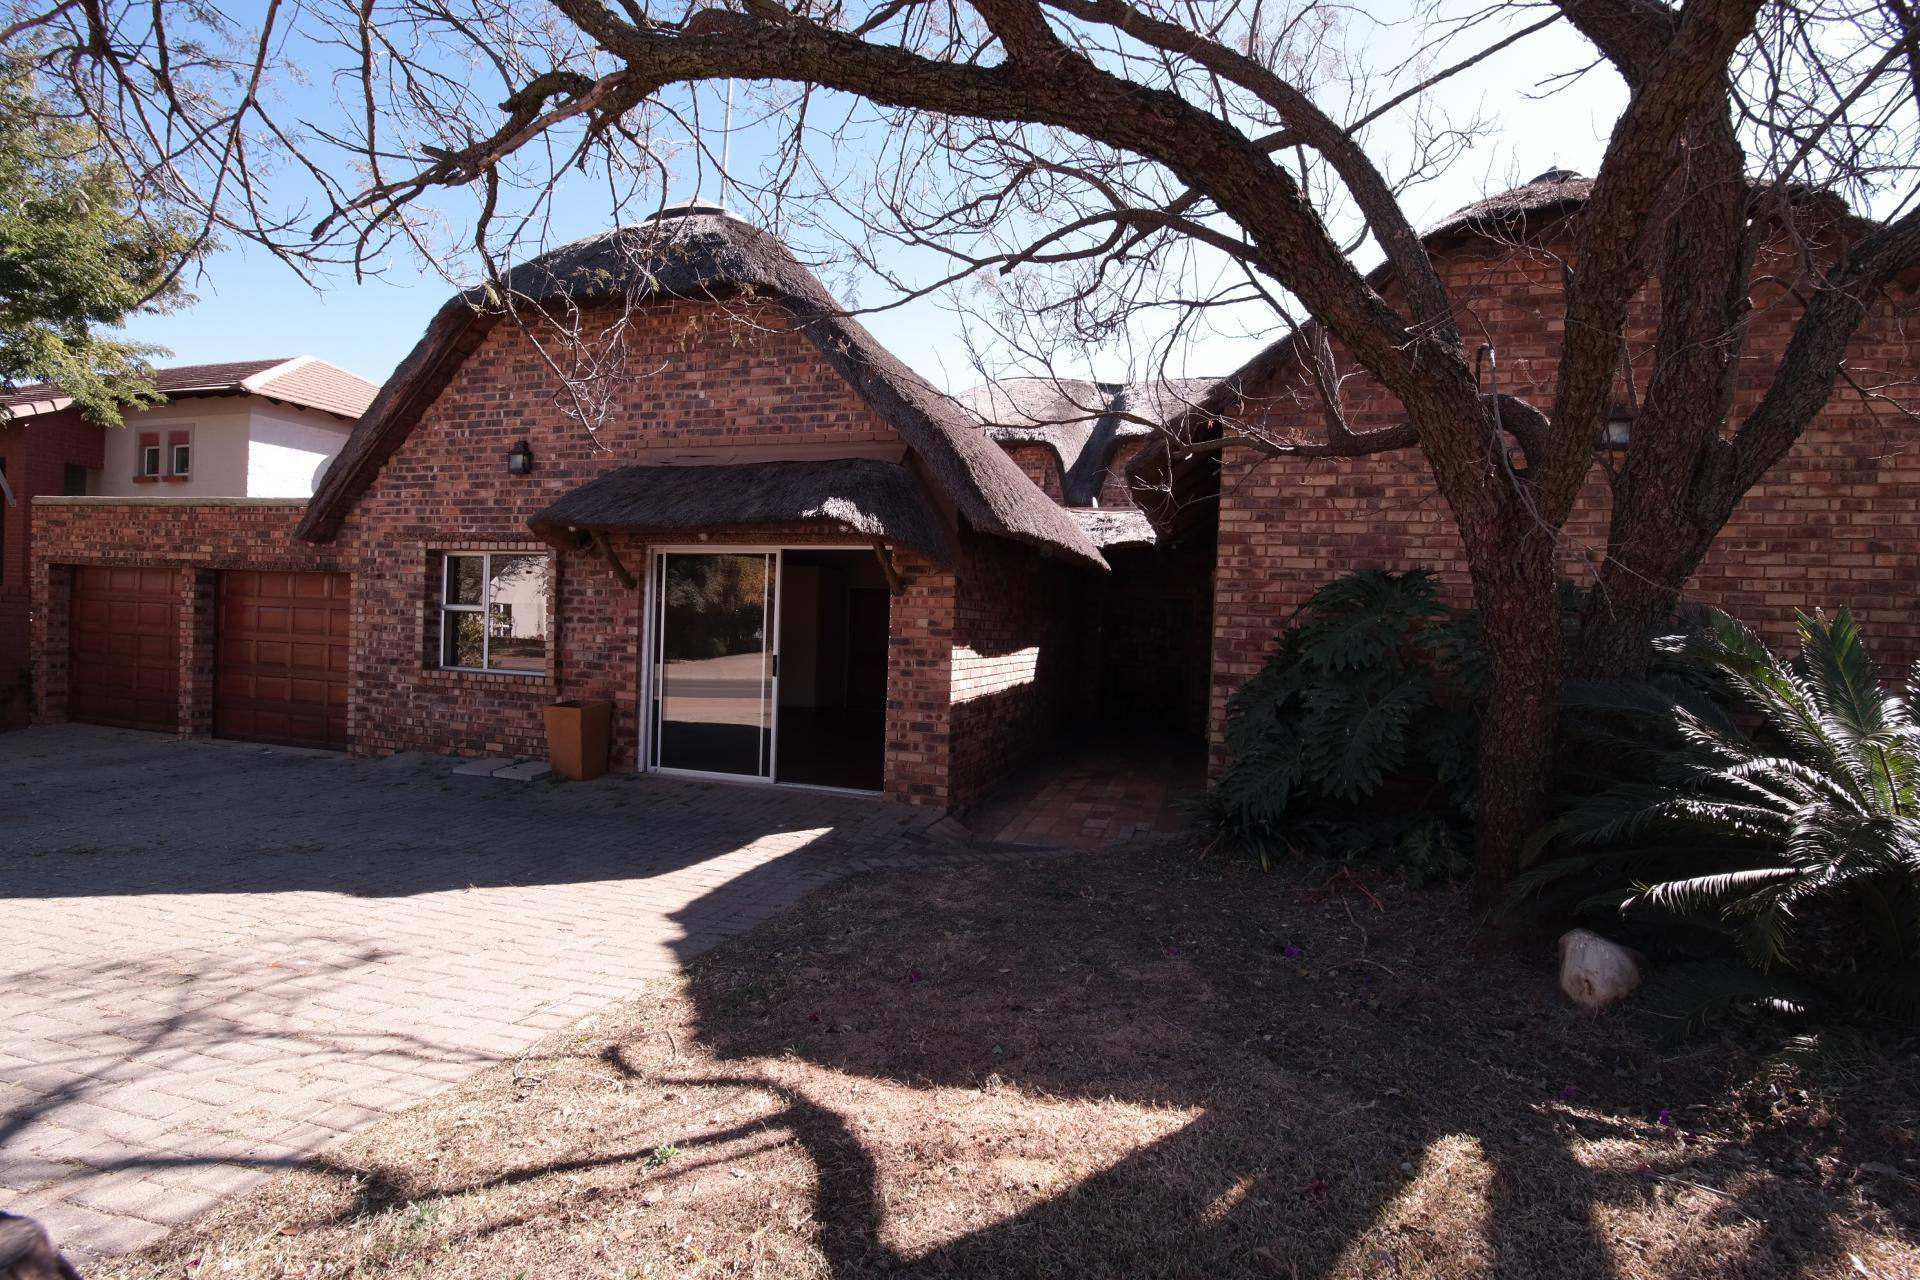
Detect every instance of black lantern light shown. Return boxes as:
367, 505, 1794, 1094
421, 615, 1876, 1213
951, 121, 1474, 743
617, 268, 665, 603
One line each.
1603, 402, 1634, 448
507, 440, 534, 476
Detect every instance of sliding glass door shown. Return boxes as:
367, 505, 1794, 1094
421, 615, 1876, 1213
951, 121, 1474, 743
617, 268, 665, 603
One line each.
650, 551, 778, 779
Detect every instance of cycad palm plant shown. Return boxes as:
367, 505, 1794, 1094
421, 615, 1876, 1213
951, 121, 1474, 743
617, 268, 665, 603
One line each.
1512, 607, 1920, 1025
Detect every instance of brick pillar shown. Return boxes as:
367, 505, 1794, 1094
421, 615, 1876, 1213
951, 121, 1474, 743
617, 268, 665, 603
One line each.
882, 551, 954, 809
33, 562, 72, 723
182, 568, 217, 737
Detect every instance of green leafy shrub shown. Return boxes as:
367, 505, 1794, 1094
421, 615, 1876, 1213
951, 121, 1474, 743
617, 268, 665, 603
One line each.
1191, 569, 1486, 882
1511, 606, 1920, 1027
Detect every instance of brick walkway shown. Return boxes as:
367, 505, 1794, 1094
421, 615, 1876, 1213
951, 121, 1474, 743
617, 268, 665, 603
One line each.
964, 738, 1202, 849
0, 725, 982, 1263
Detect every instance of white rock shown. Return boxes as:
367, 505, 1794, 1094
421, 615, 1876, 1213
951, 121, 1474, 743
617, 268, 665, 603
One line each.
1557, 929, 1643, 1012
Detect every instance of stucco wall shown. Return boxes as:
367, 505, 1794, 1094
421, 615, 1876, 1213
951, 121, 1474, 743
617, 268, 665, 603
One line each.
248, 404, 355, 496
93, 397, 352, 499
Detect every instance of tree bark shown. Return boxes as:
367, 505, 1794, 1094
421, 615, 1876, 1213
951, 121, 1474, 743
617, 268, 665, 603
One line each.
1457, 513, 1565, 906
1572, 552, 1694, 678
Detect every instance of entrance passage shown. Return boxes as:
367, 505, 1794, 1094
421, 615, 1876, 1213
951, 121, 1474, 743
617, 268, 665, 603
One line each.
775, 550, 890, 792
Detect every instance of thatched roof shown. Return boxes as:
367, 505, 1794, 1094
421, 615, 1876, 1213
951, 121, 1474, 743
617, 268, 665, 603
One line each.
1423, 169, 1593, 244
527, 459, 952, 563
1070, 507, 1158, 550
296, 206, 1104, 570
954, 376, 1213, 506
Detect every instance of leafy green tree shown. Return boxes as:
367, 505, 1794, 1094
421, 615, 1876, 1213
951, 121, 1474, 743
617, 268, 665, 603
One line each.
0, 59, 194, 425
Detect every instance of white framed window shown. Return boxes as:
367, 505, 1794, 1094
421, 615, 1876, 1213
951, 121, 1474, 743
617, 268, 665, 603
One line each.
170, 441, 191, 476
437, 551, 552, 674
140, 444, 162, 477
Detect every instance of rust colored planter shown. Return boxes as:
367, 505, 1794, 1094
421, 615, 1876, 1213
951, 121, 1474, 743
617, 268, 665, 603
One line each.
544, 699, 612, 781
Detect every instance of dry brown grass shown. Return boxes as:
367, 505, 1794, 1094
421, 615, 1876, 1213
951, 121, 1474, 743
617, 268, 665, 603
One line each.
96, 846, 1918, 1279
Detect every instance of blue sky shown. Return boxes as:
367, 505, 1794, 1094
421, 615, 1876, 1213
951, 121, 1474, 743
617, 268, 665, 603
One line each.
117, 3, 1630, 394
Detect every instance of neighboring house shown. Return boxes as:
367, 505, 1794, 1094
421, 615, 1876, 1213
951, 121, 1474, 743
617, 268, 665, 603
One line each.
23, 179, 1919, 807
0, 358, 376, 729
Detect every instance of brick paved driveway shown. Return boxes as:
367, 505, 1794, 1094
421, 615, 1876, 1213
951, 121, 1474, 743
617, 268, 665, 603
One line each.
0, 725, 956, 1262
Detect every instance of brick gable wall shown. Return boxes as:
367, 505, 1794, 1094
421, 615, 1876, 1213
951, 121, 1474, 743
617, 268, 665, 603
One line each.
1002, 444, 1065, 503
1096, 439, 1152, 508
330, 299, 987, 804
1210, 229, 1920, 765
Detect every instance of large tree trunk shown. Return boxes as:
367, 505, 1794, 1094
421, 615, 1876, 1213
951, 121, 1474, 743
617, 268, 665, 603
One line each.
1571, 536, 1714, 679
1571, 568, 1682, 679
1464, 536, 1565, 907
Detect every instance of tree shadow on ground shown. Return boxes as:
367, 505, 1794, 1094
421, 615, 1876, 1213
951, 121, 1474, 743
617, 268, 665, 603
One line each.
0, 724, 935, 905
83, 843, 1918, 1280
655, 850, 1918, 1278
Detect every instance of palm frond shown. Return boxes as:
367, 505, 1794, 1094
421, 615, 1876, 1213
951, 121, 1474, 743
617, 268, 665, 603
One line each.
1524, 601, 1920, 1029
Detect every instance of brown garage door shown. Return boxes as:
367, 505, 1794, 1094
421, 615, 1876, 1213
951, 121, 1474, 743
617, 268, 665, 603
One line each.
215, 570, 350, 750
69, 566, 181, 732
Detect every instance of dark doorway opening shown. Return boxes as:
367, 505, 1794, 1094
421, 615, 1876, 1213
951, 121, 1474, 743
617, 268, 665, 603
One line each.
775, 549, 891, 792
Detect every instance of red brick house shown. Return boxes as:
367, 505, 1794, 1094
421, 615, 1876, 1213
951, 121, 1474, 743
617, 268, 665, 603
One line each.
28, 206, 1215, 809
27, 177, 1916, 809
1, 358, 374, 729
1129, 171, 1920, 765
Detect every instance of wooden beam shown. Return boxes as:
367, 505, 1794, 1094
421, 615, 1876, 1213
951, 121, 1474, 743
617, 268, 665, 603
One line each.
869, 538, 906, 595
589, 529, 638, 589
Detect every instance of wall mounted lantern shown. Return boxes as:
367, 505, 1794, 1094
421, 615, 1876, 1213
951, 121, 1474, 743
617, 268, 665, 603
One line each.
507, 440, 535, 476
1602, 403, 1634, 448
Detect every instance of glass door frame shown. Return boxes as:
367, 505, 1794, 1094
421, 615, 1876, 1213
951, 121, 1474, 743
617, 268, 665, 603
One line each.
637, 542, 885, 789
644, 545, 782, 785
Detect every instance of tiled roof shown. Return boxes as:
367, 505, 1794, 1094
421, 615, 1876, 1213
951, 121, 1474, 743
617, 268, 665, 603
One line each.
1, 357, 378, 421
246, 357, 379, 419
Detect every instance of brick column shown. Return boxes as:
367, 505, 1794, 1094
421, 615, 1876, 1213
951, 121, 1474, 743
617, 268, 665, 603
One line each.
33, 562, 72, 723
181, 568, 217, 737
882, 550, 954, 809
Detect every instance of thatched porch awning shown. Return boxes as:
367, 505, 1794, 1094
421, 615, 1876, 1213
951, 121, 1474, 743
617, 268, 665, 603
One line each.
526, 458, 953, 563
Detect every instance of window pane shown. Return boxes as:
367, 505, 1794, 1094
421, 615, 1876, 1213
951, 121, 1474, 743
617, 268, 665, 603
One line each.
446, 555, 484, 605
486, 555, 550, 672
442, 611, 485, 669
172, 445, 190, 474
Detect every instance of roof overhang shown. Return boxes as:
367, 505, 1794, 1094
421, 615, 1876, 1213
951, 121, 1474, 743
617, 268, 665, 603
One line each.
526, 458, 955, 565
